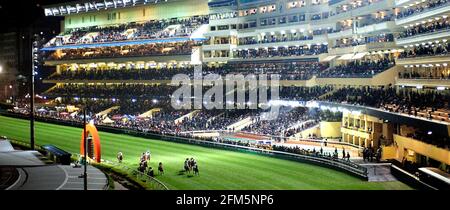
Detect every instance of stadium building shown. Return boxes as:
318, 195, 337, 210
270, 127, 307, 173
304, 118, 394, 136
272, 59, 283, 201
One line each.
17, 0, 449, 189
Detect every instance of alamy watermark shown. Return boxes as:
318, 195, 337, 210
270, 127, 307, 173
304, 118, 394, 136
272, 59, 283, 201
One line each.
170, 65, 281, 120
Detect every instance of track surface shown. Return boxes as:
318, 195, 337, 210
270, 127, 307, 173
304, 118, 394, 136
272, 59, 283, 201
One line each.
0, 116, 412, 190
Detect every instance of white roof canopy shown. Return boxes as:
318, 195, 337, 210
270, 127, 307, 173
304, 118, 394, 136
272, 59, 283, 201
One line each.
351, 52, 368, 60
337, 53, 354, 60
322, 55, 338, 62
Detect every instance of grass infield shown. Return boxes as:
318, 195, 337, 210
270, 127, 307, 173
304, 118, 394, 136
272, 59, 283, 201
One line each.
0, 115, 412, 190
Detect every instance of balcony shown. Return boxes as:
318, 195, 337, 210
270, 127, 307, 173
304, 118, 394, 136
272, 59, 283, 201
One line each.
328, 45, 367, 55
395, 78, 450, 88
356, 21, 396, 35
203, 56, 231, 63
315, 65, 399, 86
395, 3, 450, 26
209, 17, 242, 26
327, 29, 353, 40
44, 54, 192, 66
230, 54, 320, 62
235, 37, 327, 50
393, 134, 450, 165
396, 54, 450, 65
395, 0, 412, 6
396, 28, 450, 46
367, 41, 397, 51
341, 127, 372, 140
330, 0, 394, 21
202, 43, 236, 51
204, 29, 238, 37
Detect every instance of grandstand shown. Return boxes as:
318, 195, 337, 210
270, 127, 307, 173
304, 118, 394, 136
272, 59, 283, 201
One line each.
3, 0, 449, 190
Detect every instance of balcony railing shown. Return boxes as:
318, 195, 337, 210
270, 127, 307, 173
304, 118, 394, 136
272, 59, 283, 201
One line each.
396, 1, 450, 20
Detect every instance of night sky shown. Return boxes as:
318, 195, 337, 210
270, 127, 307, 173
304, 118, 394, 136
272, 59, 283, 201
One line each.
0, 0, 66, 33
0, 0, 71, 95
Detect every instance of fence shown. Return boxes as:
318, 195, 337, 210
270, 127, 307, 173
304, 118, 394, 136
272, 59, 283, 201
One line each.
74, 153, 169, 190
101, 160, 169, 190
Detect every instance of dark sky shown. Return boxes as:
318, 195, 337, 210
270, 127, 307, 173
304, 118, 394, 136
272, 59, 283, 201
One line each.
0, 0, 68, 33
0, 0, 73, 94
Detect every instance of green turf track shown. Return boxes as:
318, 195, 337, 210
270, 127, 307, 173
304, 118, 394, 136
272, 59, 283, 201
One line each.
0, 116, 413, 190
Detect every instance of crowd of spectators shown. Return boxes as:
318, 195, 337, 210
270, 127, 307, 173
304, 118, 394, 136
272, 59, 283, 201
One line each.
324, 86, 450, 113
44, 84, 177, 99
176, 110, 223, 131
205, 110, 261, 131
234, 44, 328, 59
47, 15, 209, 46
398, 67, 450, 80
48, 61, 330, 81
399, 42, 450, 58
241, 107, 315, 137
47, 58, 392, 81
396, 0, 449, 19
48, 66, 198, 81
238, 34, 313, 45
333, 34, 394, 48
358, 14, 395, 27
318, 58, 395, 78
398, 17, 450, 39
271, 145, 357, 166
209, 12, 238, 20
280, 85, 333, 101
226, 61, 328, 80
44, 83, 337, 106
47, 41, 198, 60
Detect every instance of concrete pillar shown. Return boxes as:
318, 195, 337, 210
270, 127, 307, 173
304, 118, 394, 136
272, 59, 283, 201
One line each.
305, 0, 312, 6
364, 118, 368, 132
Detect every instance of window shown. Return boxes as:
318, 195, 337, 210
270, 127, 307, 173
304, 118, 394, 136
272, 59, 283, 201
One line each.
269, 18, 276, 25
260, 19, 267, 26
107, 13, 117, 21
210, 26, 216, 31
289, 15, 299, 23
218, 25, 229, 30
204, 51, 212, 58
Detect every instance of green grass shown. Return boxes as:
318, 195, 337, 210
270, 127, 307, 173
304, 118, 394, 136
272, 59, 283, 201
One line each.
0, 115, 412, 190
